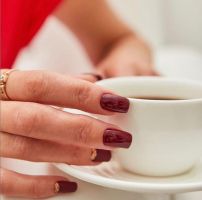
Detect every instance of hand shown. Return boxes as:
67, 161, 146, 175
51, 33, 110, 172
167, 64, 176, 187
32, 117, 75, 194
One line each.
0, 70, 132, 198
97, 34, 158, 77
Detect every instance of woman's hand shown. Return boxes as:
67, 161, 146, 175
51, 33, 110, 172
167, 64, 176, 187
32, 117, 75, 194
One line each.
97, 34, 158, 78
0, 70, 132, 198
55, 0, 158, 78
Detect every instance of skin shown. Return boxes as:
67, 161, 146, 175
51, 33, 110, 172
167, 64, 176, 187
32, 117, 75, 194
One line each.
0, 70, 129, 198
1, 0, 158, 198
54, 0, 157, 77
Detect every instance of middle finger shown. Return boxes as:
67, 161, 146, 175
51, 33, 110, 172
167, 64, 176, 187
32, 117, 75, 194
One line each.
1, 101, 132, 149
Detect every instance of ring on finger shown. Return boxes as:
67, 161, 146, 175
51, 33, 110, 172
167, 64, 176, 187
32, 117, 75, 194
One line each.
0, 69, 17, 100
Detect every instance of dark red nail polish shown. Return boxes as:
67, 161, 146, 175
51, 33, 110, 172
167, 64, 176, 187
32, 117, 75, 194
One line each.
100, 93, 129, 113
92, 149, 111, 162
83, 73, 103, 81
55, 181, 77, 193
94, 74, 103, 81
103, 128, 132, 148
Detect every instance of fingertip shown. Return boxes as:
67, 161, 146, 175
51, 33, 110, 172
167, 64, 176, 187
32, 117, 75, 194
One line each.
76, 73, 104, 83
100, 93, 130, 113
153, 71, 161, 76
91, 149, 112, 162
55, 181, 78, 193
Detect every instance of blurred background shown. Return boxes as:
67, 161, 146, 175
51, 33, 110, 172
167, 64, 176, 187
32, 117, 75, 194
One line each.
14, 0, 202, 80
109, 0, 202, 50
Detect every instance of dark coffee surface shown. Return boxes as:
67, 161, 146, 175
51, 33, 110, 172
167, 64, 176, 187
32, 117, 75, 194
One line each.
130, 96, 183, 100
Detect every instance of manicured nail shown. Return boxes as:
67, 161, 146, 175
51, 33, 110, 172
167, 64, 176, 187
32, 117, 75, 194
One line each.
103, 128, 132, 148
83, 73, 103, 81
55, 181, 77, 193
91, 149, 111, 162
100, 93, 129, 113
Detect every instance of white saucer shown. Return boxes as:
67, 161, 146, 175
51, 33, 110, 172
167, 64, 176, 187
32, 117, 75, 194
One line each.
55, 158, 202, 194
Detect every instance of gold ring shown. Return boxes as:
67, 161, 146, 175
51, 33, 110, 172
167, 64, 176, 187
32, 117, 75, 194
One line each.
0, 69, 16, 100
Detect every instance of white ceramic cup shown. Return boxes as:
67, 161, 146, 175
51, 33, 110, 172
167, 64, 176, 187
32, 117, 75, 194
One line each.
96, 77, 202, 177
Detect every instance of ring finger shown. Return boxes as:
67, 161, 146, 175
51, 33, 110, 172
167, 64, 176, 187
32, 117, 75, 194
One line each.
1, 101, 132, 149
0, 132, 111, 164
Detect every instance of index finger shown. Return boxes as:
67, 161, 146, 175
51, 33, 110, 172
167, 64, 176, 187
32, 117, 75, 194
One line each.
5, 70, 129, 114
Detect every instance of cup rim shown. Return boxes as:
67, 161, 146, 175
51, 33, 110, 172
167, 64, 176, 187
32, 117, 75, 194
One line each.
97, 76, 202, 103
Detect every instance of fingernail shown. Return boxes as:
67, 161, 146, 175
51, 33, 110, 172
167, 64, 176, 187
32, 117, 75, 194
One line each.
83, 73, 103, 81
55, 181, 77, 193
100, 93, 129, 113
103, 128, 132, 148
91, 149, 111, 162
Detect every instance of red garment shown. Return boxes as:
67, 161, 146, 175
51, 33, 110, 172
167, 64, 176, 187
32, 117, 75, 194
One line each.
1, 0, 61, 69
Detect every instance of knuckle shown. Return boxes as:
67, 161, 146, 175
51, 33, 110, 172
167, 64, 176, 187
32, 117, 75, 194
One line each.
76, 116, 92, 145
75, 83, 92, 107
29, 180, 44, 198
69, 146, 81, 164
14, 105, 41, 137
12, 136, 32, 159
24, 71, 49, 100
